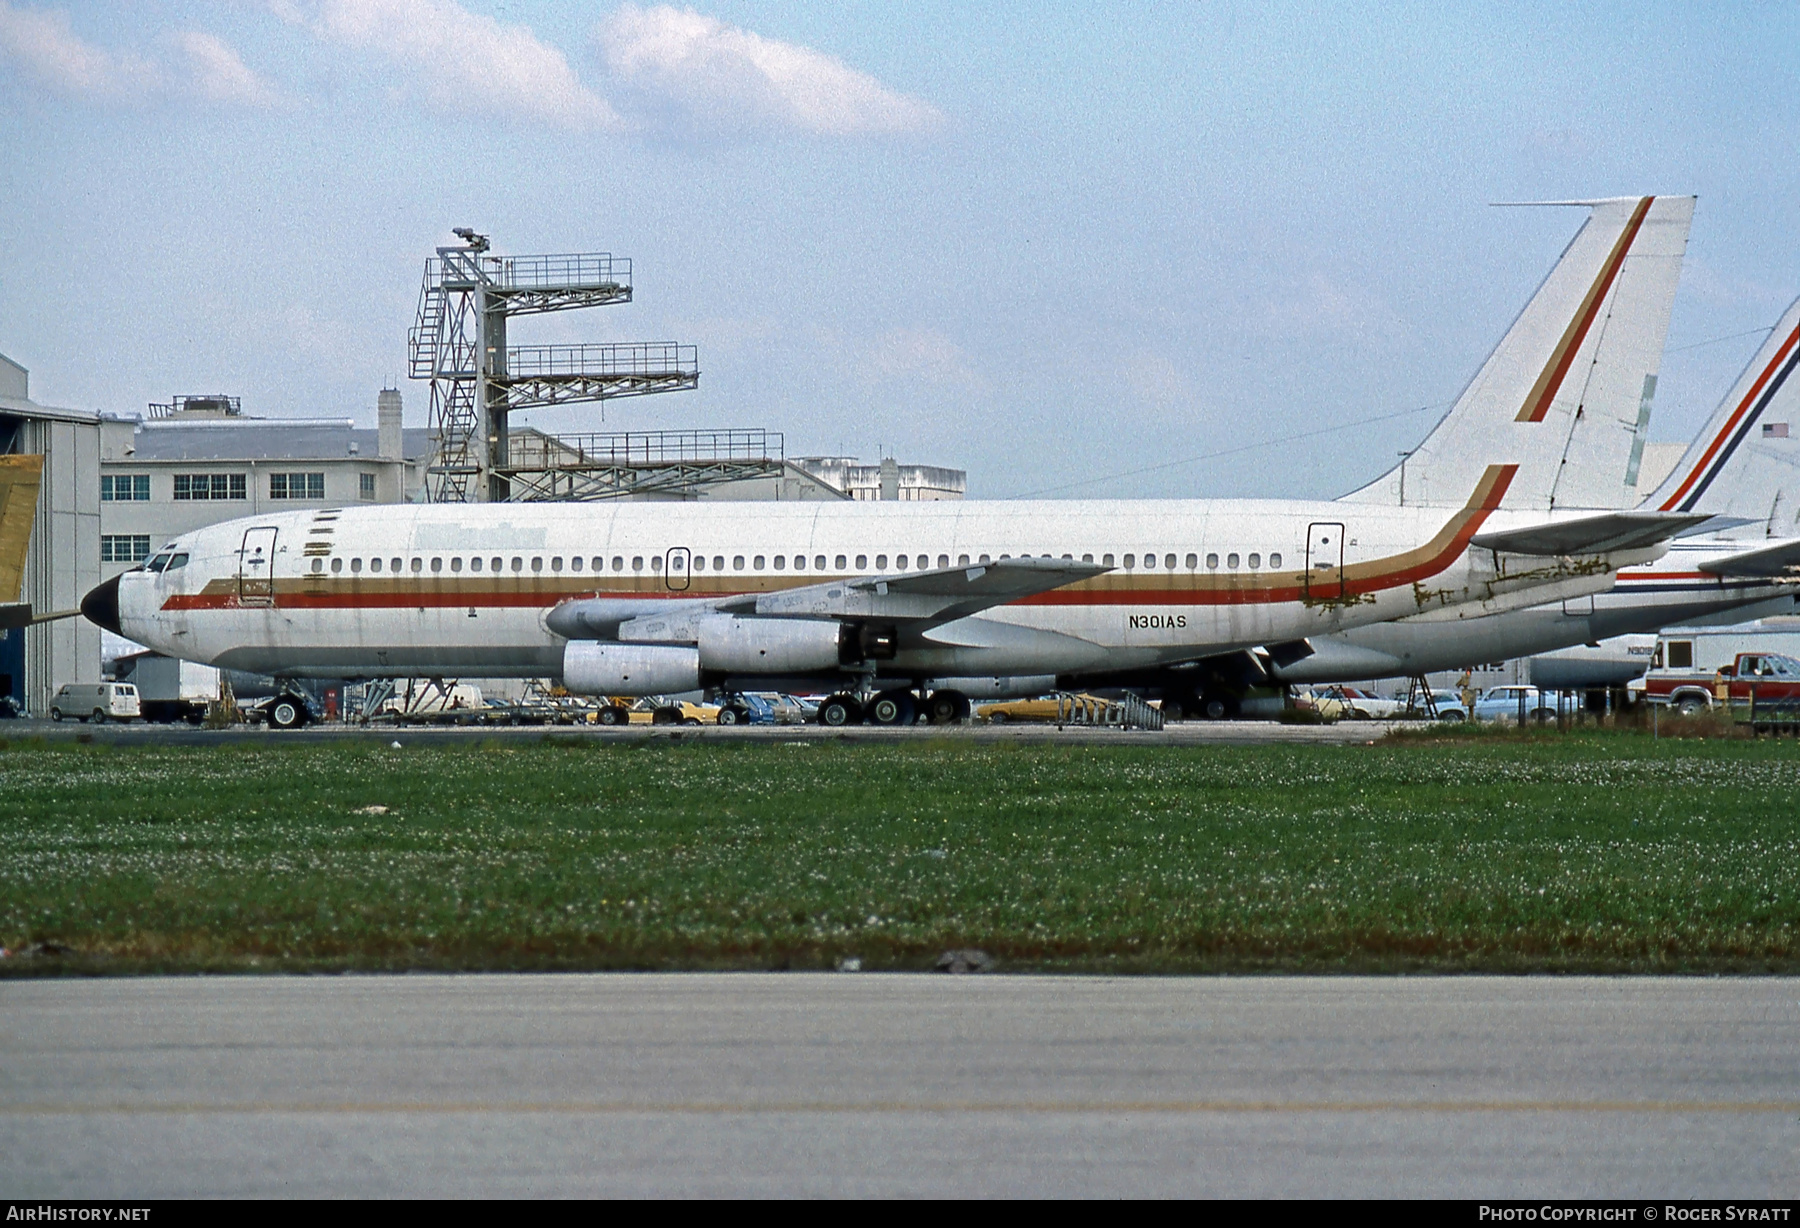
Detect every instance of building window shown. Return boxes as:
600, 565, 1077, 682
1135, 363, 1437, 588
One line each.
101, 535, 152, 563
173, 474, 246, 501
270, 472, 325, 500
359, 473, 376, 500
100, 475, 150, 502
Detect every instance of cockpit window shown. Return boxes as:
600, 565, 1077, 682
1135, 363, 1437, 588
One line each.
165, 553, 189, 571
146, 553, 172, 573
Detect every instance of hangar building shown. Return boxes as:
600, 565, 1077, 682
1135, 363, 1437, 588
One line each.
0, 352, 103, 715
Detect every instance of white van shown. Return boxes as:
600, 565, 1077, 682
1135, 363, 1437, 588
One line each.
50, 682, 140, 723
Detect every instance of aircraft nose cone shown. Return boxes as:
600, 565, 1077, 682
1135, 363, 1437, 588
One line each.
80, 575, 123, 635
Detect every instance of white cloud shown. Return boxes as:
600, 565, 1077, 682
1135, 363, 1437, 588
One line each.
0, 3, 279, 106
596, 4, 941, 137
289, 0, 621, 131
169, 30, 280, 107
0, 3, 162, 99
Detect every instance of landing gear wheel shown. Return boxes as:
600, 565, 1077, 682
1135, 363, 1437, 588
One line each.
597, 705, 628, 726
924, 690, 969, 725
269, 697, 306, 730
868, 689, 916, 726
1201, 694, 1238, 721
817, 694, 863, 727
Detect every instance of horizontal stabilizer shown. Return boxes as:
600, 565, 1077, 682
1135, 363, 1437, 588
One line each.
0, 603, 80, 630
1470, 511, 1713, 556
1699, 538, 1800, 578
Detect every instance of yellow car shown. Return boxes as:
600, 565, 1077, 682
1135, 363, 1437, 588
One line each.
978, 694, 1106, 724
589, 697, 719, 726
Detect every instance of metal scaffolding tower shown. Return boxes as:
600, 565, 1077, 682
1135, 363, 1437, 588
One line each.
408, 230, 700, 502
500, 428, 788, 502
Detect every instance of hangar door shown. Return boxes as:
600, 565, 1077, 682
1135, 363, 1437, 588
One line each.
239, 527, 278, 607
1305, 522, 1345, 601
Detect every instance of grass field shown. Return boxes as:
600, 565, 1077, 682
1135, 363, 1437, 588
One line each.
3, 732, 1798, 974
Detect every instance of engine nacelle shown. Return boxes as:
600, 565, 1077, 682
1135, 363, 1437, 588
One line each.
562, 641, 700, 696
614, 613, 849, 675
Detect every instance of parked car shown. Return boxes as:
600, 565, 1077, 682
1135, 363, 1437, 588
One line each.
1424, 688, 1470, 721
590, 697, 718, 726
714, 693, 776, 725
49, 682, 140, 723
979, 694, 1105, 724
1470, 685, 1558, 724
1314, 685, 1406, 719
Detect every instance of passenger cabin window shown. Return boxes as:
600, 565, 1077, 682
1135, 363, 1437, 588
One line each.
693, 556, 705, 571
513, 557, 525, 572
1270, 553, 1282, 568
774, 556, 786, 570
1102, 553, 1114, 567
1248, 553, 1261, 569
550, 557, 562, 572
470, 557, 481, 572
648, 557, 659, 573
713, 556, 724, 571
1123, 554, 1135, 568
896, 555, 908, 570
753, 555, 765, 569
734, 556, 746, 570
490, 557, 502, 573
1165, 554, 1177, 569
792, 556, 805, 571
1227, 553, 1239, 568
431, 558, 443, 573
411, 558, 423, 573
835, 555, 847, 570
533, 558, 545, 572
1186, 553, 1198, 568
351, 558, 363, 573
450, 557, 463, 572
390, 558, 402, 572
876, 555, 888, 569
613, 557, 624, 571
370, 558, 382, 573
331, 558, 344, 573
312, 559, 324, 574
959, 554, 970, 566
817, 555, 828, 570
937, 555, 949, 568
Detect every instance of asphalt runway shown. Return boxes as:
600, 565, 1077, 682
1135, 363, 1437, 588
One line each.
3, 716, 1403, 747
3, 975, 1796, 1198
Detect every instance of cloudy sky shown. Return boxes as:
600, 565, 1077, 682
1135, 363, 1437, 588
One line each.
2, 2, 1797, 498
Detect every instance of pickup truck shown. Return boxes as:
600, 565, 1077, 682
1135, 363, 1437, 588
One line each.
1712, 652, 1800, 724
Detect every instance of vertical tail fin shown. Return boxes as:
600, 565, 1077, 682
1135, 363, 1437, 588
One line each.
1340, 196, 1694, 512
0, 453, 45, 605
1642, 297, 1800, 539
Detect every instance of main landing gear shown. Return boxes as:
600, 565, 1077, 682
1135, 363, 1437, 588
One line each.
814, 688, 970, 727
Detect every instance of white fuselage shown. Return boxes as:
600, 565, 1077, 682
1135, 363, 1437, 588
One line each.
113, 484, 1657, 687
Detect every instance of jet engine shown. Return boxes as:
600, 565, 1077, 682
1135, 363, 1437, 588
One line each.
614, 613, 853, 673
562, 641, 700, 696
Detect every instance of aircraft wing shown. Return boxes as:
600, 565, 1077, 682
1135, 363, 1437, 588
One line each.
1699, 539, 1800, 579
546, 558, 1111, 640
1469, 511, 1714, 556
721, 556, 1111, 626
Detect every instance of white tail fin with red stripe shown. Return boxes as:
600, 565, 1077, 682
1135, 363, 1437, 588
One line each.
1341, 195, 1693, 512
1642, 297, 1800, 540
